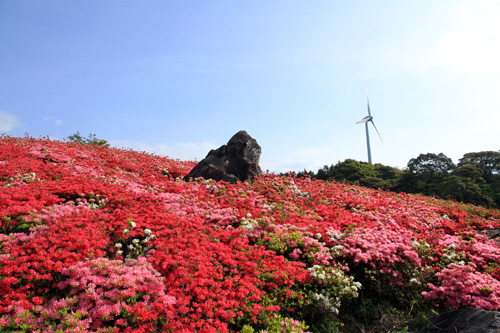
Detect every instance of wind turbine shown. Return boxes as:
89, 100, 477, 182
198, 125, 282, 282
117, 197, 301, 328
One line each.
356, 91, 383, 164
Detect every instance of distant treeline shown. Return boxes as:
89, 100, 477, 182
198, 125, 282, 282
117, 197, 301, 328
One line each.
295, 151, 500, 209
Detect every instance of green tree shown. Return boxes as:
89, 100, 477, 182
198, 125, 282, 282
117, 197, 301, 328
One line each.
305, 160, 402, 191
371, 163, 403, 191
403, 153, 455, 196
440, 174, 495, 207
314, 164, 335, 181
68, 131, 110, 147
328, 159, 378, 183
296, 169, 315, 178
299, 151, 499, 208
458, 151, 500, 180
358, 176, 392, 190
407, 153, 455, 180
457, 151, 500, 207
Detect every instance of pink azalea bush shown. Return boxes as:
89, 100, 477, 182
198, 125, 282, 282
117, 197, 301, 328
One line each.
331, 223, 423, 286
423, 263, 500, 310
1, 135, 500, 332
1, 257, 175, 332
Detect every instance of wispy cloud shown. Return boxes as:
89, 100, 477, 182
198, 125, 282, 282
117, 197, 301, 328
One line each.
43, 117, 64, 126
0, 111, 24, 132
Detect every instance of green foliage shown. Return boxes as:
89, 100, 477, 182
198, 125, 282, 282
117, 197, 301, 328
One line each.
241, 325, 255, 333
328, 159, 379, 183
338, 296, 437, 333
0, 307, 88, 333
67, 131, 109, 147
440, 175, 495, 207
403, 153, 456, 196
241, 315, 310, 333
457, 151, 500, 207
407, 153, 456, 178
458, 151, 500, 178
301, 159, 402, 192
265, 315, 310, 332
302, 150, 500, 208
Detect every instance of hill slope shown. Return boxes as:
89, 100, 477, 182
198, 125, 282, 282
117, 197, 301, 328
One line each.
1, 136, 500, 332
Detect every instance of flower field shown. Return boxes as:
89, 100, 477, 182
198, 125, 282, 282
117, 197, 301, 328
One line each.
1, 136, 500, 332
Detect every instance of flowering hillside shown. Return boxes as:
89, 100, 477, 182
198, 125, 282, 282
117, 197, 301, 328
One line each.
1, 136, 500, 332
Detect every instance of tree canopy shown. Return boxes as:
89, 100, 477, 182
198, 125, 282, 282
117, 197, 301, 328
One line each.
300, 151, 500, 209
67, 131, 110, 147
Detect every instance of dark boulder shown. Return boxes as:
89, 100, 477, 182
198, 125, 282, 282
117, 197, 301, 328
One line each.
184, 130, 262, 184
480, 229, 500, 246
431, 308, 500, 333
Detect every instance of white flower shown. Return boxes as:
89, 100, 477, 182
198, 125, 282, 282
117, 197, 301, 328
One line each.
332, 245, 344, 253
123, 229, 129, 234
114, 243, 123, 249
409, 278, 421, 285
116, 250, 123, 256
130, 221, 136, 228
144, 228, 152, 236
240, 220, 255, 231
132, 239, 139, 245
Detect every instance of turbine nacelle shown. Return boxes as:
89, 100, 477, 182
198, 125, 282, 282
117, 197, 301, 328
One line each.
356, 115, 373, 124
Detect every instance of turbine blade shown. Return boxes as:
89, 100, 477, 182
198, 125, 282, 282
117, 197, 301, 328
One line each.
366, 90, 371, 116
370, 120, 383, 143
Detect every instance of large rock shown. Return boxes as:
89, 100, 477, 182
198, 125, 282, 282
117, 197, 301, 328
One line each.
184, 130, 262, 184
430, 308, 500, 333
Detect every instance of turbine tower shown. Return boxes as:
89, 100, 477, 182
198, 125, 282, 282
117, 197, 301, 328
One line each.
356, 91, 383, 164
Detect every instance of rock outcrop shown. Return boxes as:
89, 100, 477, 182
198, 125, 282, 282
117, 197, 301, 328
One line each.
431, 308, 500, 333
184, 130, 262, 184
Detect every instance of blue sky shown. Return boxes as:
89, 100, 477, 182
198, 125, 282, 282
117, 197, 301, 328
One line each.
1, 1, 499, 172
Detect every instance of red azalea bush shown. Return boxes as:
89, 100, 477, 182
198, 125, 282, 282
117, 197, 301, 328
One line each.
1, 135, 500, 332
